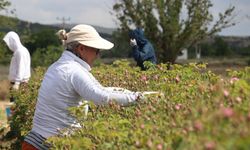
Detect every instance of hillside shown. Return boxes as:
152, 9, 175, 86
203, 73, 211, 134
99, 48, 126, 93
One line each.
0, 15, 115, 36
51, 23, 115, 35
1, 15, 250, 49
203, 36, 250, 48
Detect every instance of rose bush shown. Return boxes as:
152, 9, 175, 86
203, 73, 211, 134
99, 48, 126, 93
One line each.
6, 60, 250, 150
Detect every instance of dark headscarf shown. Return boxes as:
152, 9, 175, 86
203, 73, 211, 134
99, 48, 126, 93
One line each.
129, 28, 148, 47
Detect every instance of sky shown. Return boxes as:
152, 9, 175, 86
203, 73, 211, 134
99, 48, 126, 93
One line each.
1, 0, 250, 36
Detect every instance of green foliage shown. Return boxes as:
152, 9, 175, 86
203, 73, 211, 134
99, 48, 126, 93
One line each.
7, 61, 250, 149
0, 16, 62, 66
31, 45, 63, 67
0, 1, 18, 64
190, 36, 250, 58
6, 67, 46, 149
113, 0, 236, 63
0, 28, 62, 67
236, 46, 250, 56
0, 32, 12, 64
24, 29, 61, 55
107, 30, 131, 58
22, 29, 63, 67
0, 0, 10, 10
0, 15, 18, 29
213, 36, 232, 56
198, 36, 232, 57
0, 0, 17, 28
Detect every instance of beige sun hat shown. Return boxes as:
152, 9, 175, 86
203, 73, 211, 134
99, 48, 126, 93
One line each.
57, 24, 114, 50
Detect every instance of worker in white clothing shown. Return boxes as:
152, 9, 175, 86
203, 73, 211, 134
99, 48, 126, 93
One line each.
22, 24, 146, 150
3, 31, 31, 102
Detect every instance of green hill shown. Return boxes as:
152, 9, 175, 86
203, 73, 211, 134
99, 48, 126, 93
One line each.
0, 15, 60, 33
0, 15, 115, 37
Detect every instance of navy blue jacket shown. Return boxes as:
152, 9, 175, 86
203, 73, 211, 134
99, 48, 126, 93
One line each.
129, 28, 157, 70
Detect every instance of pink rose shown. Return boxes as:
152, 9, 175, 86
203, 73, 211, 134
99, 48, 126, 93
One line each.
205, 141, 215, 150
222, 107, 234, 118
141, 75, 147, 81
194, 121, 203, 131
175, 104, 182, 110
223, 90, 229, 97
157, 144, 163, 150
230, 77, 239, 84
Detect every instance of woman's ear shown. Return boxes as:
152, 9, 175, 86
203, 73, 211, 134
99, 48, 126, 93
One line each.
78, 44, 85, 51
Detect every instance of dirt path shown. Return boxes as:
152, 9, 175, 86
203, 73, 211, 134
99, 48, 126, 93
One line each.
0, 101, 12, 149
0, 101, 9, 108
0, 101, 9, 127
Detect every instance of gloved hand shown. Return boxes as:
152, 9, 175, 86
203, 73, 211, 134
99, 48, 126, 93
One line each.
79, 101, 89, 119
12, 83, 20, 90
142, 91, 164, 97
130, 39, 137, 47
136, 91, 164, 102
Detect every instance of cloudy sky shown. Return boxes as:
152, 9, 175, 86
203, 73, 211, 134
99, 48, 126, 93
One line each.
2, 0, 250, 36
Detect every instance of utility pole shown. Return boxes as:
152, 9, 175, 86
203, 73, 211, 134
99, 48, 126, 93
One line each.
56, 17, 70, 29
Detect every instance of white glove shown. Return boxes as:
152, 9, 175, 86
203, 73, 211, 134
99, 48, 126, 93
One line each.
130, 39, 137, 46
12, 83, 20, 90
136, 91, 164, 102
79, 101, 89, 119
142, 91, 164, 97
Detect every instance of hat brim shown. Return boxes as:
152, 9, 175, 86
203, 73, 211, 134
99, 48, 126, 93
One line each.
79, 38, 114, 50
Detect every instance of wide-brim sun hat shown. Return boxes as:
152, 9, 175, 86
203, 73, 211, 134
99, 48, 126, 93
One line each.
65, 24, 114, 50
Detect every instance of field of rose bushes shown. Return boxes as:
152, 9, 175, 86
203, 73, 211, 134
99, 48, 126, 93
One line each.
1, 60, 250, 150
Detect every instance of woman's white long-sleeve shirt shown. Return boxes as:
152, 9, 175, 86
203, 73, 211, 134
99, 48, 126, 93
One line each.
3, 31, 31, 83
32, 51, 140, 138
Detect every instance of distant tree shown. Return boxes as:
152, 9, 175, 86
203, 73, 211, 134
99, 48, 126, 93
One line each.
0, 0, 17, 27
22, 29, 63, 67
214, 36, 232, 56
110, 30, 132, 58
237, 46, 250, 56
0, 32, 12, 64
0, 0, 12, 64
0, 0, 10, 11
24, 29, 61, 55
200, 43, 215, 56
32, 45, 63, 67
99, 30, 132, 59
113, 0, 236, 63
